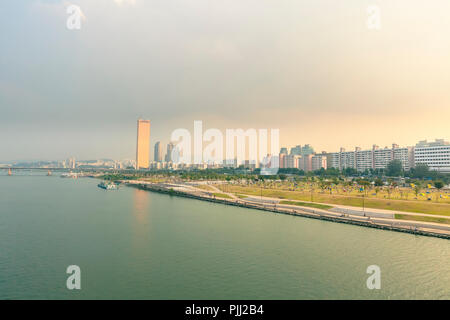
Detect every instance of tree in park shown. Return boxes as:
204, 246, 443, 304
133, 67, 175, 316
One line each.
414, 185, 421, 197
412, 163, 430, 179
434, 181, 444, 202
386, 160, 403, 177
434, 181, 444, 190
374, 178, 383, 187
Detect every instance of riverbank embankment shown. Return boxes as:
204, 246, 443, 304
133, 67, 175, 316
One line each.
124, 181, 450, 240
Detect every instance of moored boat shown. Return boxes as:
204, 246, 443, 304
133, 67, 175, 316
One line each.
98, 181, 118, 190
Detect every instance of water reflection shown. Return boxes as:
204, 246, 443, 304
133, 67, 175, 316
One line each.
133, 189, 150, 222
131, 188, 151, 249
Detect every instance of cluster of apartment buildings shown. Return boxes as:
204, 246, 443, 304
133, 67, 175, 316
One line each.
279, 144, 328, 172
62, 157, 77, 169
147, 139, 450, 174
325, 144, 413, 172
279, 139, 450, 173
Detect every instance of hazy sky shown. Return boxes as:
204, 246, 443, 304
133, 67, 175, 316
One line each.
1, 0, 449, 161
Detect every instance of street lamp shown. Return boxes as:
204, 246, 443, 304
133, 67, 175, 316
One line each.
260, 180, 263, 202
363, 192, 365, 216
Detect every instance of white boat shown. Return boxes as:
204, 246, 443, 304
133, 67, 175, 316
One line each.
98, 181, 118, 190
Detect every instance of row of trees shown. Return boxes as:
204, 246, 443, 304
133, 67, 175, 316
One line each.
104, 162, 448, 185
386, 160, 448, 182
274, 161, 448, 183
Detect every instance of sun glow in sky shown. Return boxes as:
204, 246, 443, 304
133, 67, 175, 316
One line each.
0, 0, 449, 161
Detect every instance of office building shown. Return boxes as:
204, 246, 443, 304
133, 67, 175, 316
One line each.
154, 141, 163, 162
136, 119, 150, 169
165, 142, 175, 162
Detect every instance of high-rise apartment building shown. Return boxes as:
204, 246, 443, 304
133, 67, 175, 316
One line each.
392, 144, 414, 171
279, 153, 287, 168
326, 152, 340, 169
312, 154, 327, 171
373, 145, 392, 170
339, 148, 356, 170
290, 145, 302, 156
136, 119, 151, 169
154, 141, 163, 162
277, 144, 326, 171
356, 147, 373, 172
298, 154, 313, 172
300, 144, 314, 156
286, 154, 301, 168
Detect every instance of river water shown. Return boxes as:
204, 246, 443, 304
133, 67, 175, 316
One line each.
0, 174, 449, 299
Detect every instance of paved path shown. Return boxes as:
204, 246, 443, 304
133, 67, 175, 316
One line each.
228, 193, 450, 220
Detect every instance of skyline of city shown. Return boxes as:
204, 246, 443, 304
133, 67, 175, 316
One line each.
3, 119, 448, 174
3, 1, 450, 162
3, 116, 449, 162
1, 115, 449, 162
2, 131, 448, 163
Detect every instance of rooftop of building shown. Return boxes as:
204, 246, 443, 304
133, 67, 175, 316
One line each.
415, 139, 449, 147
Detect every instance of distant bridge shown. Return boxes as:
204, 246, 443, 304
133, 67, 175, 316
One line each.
2, 167, 72, 171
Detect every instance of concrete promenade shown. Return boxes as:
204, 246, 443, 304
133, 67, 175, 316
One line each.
123, 180, 450, 240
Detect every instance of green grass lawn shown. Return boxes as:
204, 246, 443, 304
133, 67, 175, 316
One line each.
279, 201, 333, 210
221, 185, 450, 216
395, 214, 450, 225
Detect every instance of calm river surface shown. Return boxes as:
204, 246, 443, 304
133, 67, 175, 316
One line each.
0, 174, 449, 299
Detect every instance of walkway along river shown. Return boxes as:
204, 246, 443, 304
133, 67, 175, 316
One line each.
125, 181, 450, 240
